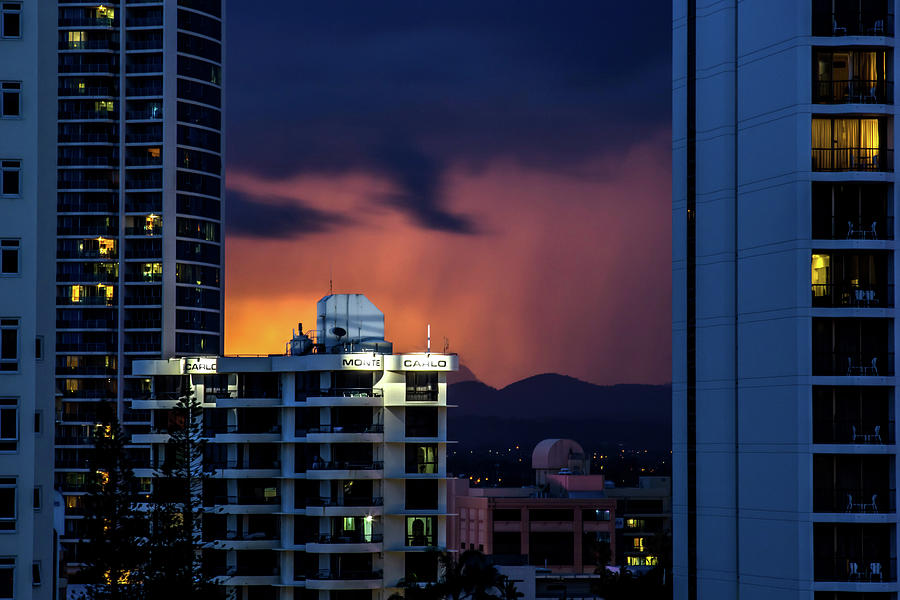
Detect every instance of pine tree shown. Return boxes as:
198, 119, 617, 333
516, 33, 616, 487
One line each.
145, 384, 220, 599
78, 405, 147, 600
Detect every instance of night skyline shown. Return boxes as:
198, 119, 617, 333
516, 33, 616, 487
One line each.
222, 1, 673, 388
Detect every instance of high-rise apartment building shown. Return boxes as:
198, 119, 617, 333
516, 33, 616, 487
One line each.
131, 294, 456, 600
0, 1, 59, 598
54, 0, 225, 574
674, 1, 898, 598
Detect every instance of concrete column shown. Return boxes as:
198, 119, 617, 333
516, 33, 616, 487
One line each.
520, 506, 529, 559
574, 507, 583, 572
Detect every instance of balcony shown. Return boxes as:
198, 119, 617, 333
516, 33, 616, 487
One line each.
815, 557, 896, 581
305, 496, 383, 508
815, 79, 893, 104
314, 533, 383, 544
813, 2, 894, 36
814, 352, 894, 375
814, 523, 895, 582
812, 182, 893, 239
815, 487, 895, 513
812, 318, 893, 376
812, 117, 893, 172
813, 147, 893, 171
814, 386, 894, 444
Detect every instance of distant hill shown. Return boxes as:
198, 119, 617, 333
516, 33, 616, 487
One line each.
448, 374, 671, 452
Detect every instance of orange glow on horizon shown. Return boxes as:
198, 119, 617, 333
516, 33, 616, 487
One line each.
224, 133, 671, 388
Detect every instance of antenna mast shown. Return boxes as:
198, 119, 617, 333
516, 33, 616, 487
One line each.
427, 324, 431, 353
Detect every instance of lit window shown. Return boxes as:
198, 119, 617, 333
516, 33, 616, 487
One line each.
632, 537, 646, 552
141, 263, 162, 281
0, 240, 18, 274
0, 399, 15, 451
1, 3, 21, 38
625, 518, 645, 529
145, 214, 161, 234
67, 31, 85, 49
0, 160, 20, 196
94, 100, 114, 113
94, 5, 114, 24
0, 319, 17, 372
0, 83, 19, 118
811, 254, 830, 297
406, 516, 435, 546
0, 479, 15, 531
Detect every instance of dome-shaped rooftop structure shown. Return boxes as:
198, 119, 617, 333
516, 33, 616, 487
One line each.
532, 438, 585, 470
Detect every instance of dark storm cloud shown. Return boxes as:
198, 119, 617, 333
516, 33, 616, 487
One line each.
225, 1, 671, 235
227, 190, 348, 238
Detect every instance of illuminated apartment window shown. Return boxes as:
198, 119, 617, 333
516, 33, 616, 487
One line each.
406, 516, 435, 546
146, 214, 161, 234
0, 160, 19, 196
0, 399, 16, 452
632, 537, 646, 552
0, 83, 19, 117
0, 240, 18, 274
0, 319, 17, 372
67, 31, 86, 49
0, 479, 15, 531
406, 444, 438, 474
626, 555, 658, 567
94, 5, 114, 24
0, 3, 21, 38
140, 262, 162, 281
625, 518, 645, 529
812, 116, 892, 171
94, 100, 114, 113
812, 254, 831, 298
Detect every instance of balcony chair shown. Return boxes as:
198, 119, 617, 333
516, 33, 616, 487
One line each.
847, 221, 856, 239
852, 425, 862, 443
867, 86, 878, 103
866, 494, 879, 513
847, 492, 855, 511
873, 425, 882, 443
869, 357, 879, 376
833, 18, 848, 34
869, 19, 885, 35
871, 221, 878, 240
855, 289, 866, 306
870, 562, 883, 581
849, 561, 860, 579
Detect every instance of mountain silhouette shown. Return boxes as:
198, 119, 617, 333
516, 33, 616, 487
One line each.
448, 373, 671, 452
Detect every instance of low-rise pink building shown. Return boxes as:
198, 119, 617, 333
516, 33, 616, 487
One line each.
448, 439, 616, 574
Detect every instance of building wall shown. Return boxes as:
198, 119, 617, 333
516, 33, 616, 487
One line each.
133, 352, 455, 599
674, 1, 900, 598
0, 1, 57, 597
54, 0, 225, 572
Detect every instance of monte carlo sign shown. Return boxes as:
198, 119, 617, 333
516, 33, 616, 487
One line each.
183, 358, 217, 373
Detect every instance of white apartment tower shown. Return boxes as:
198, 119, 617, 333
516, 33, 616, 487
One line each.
0, 1, 59, 598
133, 294, 457, 600
674, 1, 900, 599
54, 0, 225, 574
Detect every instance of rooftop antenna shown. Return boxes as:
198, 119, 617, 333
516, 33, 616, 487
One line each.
443, 336, 449, 353
329, 261, 333, 295
427, 324, 431, 353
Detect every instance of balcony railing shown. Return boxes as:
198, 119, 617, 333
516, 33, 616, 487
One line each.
815, 557, 896, 582
322, 387, 383, 398
406, 534, 437, 547
814, 80, 894, 104
316, 533, 383, 544
205, 459, 281, 470
814, 420, 895, 444
813, 11, 894, 36
812, 148, 893, 172
309, 460, 383, 471
305, 496, 383, 507
814, 487, 895, 513
306, 424, 384, 434
208, 494, 280, 506
813, 217, 894, 240
308, 570, 382, 581
813, 352, 894, 376
812, 284, 894, 308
